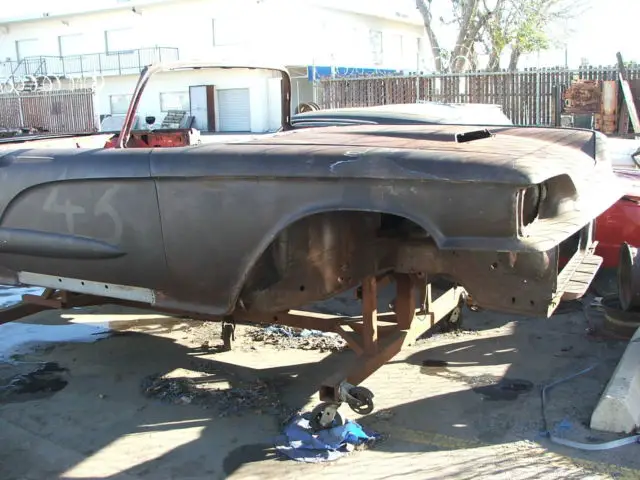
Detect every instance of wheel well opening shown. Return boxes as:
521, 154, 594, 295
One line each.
238, 210, 431, 312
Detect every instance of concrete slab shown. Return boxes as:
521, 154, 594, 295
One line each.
590, 326, 640, 433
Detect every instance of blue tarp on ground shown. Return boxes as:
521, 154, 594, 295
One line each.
275, 412, 379, 463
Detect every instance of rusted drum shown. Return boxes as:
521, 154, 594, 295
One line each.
617, 242, 640, 311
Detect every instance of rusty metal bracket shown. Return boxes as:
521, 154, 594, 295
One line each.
317, 274, 466, 415
0, 289, 112, 326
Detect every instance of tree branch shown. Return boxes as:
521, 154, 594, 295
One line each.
415, 0, 443, 71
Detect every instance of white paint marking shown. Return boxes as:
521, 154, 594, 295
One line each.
94, 185, 124, 244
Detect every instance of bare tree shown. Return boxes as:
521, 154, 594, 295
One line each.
416, 0, 587, 72
415, 0, 444, 71
416, 0, 492, 72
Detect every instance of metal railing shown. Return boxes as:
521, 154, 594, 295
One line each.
1, 47, 179, 80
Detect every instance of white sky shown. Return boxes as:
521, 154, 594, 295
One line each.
2, 0, 639, 68
508, 0, 640, 68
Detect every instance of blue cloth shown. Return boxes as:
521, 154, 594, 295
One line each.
275, 413, 378, 463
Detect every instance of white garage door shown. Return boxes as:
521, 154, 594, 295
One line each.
218, 88, 251, 132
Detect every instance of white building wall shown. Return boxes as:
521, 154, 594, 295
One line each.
0, 0, 430, 131
0, 0, 427, 70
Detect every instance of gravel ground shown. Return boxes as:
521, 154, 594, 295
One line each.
245, 325, 347, 352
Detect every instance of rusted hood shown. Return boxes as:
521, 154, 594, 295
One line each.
226, 124, 602, 185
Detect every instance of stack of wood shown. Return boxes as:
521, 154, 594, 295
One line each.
561, 57, 640, 136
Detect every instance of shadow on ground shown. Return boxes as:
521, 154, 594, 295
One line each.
0, 290, 635, 479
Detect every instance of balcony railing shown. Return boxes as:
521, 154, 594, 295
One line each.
1, 47, 179, 80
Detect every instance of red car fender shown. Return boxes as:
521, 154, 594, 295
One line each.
594, 169, 640, 269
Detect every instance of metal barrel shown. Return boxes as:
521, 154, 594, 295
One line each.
617, 242, 640, 311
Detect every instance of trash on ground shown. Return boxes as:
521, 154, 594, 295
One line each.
140, 370, 291, 418
247, 325, 346, 352
274, 412, 380, 463
0, 361, 69, 401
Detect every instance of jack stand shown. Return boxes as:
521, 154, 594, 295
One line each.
309, 381, 375, 431
308, 273, 466, 431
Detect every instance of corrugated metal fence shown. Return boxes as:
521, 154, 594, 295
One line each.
315, 66, 640, 126
0, 88, 96, 133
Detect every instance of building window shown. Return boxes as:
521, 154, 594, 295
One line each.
109, 94, 132, 114
15, 39, 40, 61
105, 28, 136, 54
160, 91, 190, 112
59, 33, 85, 57
369, 29, 383, 65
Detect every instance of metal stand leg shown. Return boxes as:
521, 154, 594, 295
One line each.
221, 316, 236, 351
308, 273, 466, 430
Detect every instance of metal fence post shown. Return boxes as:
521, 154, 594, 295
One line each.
17, 95, 24, 127
536, 69, 541, 125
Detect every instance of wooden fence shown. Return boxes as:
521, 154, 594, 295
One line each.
0, 88, 96, 134
315, 66, 640, 126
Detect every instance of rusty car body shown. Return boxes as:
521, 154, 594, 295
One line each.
0, 60, 628, 422
0, 61, 625, 320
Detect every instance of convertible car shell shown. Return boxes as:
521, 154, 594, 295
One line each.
0, 122, 623, 317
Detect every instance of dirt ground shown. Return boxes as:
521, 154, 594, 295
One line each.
1, 285, 640, 480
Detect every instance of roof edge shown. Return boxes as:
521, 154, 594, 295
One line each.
0, 0, 175, 25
